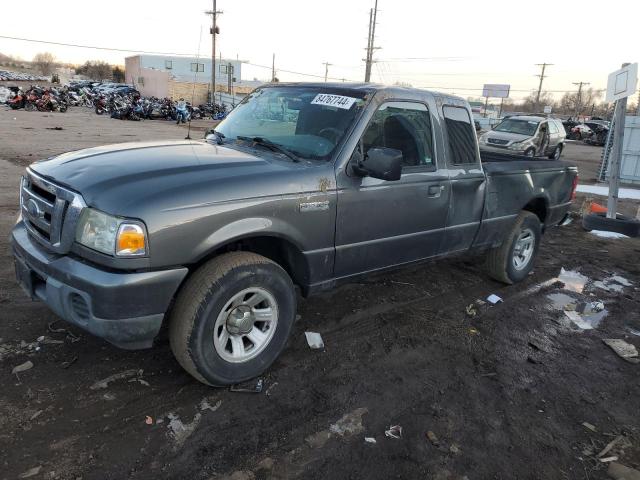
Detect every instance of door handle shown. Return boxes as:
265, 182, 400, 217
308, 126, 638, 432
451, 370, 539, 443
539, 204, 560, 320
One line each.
427, 185, 445, 198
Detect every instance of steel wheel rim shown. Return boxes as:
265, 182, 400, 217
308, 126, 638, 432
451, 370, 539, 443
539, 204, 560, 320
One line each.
554, 147, 561, 159
513, 227, 535, 270
526, 149, 535, 157
213, 287, 278, 363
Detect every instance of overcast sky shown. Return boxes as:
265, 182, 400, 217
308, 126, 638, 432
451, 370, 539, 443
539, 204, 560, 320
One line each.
1, 0, 638, 101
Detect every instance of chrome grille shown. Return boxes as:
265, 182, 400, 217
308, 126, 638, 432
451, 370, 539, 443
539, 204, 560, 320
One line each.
487, 138, 509, 145
20, 168, 86, 253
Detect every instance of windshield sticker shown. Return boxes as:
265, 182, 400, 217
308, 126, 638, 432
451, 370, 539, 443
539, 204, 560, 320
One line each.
311, 94, 358, 110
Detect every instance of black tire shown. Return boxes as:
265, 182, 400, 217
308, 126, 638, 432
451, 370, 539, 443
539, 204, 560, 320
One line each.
169, 252, 296, 386
548, 144, 562, 160
485, 211, 542, 284
524, 148, 536, 158
582, 212, 640, 237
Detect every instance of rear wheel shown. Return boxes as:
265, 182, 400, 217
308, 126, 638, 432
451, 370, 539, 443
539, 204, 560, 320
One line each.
549, 144, 562, 160
169, 252, 296, 386
485, 211, 541, 284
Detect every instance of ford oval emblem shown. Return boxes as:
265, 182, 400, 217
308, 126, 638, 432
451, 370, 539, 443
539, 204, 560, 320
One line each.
26, 198, 43, 218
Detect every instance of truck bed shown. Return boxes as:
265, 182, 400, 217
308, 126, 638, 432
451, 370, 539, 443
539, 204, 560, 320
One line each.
471, 153, 578, 251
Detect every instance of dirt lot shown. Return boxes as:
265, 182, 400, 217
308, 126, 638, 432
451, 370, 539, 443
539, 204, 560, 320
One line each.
1, 108, 639, 480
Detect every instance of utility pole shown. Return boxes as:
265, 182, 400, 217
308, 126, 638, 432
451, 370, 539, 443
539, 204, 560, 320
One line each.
271, 53, 276, 82
364, 0, 379, 82
205, 0, 222, 104
572, 81, 590, 118
534, 62, 552, 112
323, 62, 332, 82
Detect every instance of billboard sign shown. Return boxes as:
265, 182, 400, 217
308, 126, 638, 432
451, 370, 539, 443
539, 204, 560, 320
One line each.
606, 63, 638, 103
482, 84, 510, 98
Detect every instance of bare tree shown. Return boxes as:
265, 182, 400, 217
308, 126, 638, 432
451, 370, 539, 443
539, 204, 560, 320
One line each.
557, 87, 602, 116
76, 61, 113, 81
519, 91, 555, 113
32, 52, 57, 76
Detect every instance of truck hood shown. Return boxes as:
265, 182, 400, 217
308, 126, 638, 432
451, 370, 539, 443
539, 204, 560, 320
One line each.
30, 140, 301, 215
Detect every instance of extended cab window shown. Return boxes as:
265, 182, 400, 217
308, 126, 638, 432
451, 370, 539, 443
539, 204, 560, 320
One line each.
443, 106, 477, 165
362, 102, 434, 169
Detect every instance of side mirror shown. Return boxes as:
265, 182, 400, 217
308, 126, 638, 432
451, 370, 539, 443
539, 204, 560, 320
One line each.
353, 147, 403, 181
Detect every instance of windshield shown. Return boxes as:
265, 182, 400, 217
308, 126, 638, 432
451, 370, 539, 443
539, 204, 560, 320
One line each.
214, 86, 369, 160
494, 118, 539, 136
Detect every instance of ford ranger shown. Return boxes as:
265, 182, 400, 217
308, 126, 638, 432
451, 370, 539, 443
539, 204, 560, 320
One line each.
11, 83, 578, 385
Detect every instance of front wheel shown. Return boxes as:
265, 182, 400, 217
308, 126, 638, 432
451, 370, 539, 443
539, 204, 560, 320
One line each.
485, 211, 541, 284
524, 148, 536, 158
169, 252, 296, 386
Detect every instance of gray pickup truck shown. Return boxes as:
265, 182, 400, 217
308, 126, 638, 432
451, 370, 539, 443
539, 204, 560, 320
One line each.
11, 83, 578, 385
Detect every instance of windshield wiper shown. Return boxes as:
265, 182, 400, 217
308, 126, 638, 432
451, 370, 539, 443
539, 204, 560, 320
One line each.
236, 135, 300, 162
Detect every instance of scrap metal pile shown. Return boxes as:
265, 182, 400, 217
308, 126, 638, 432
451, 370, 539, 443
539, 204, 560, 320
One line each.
2, 80, 228, 121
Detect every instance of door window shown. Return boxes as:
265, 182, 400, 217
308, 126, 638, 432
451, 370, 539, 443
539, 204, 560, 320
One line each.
361, 102, 434, 169
442, 106, 477, 165
548, 121, 558, 134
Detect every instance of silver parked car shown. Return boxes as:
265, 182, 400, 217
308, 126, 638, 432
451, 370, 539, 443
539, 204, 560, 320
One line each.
479, 115, 566, 159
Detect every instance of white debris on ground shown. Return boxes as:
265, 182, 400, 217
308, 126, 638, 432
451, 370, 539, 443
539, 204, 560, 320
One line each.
329, 408, 368, 436
306, 408, 369, 449
590, 230, 630, 239
602, 339, 640, 364
304, 331, 325, 349
576, 184, 640, 200
90, 369, 143, 390
167, 412, 202, 447
199, 398, 222, 412
594, 275, 633, 293
486, 294, 503, 304
545, 269, 634, 330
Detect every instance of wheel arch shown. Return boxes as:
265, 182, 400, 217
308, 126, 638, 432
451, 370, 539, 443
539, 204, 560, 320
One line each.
191, 232, 311, 294
522, 196, 549, 229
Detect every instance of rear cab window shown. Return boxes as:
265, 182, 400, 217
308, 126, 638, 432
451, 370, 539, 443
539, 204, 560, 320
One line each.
442, 106, 478, 165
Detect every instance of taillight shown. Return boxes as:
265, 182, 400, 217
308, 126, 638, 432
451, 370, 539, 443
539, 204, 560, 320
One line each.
570, 175, 578, 201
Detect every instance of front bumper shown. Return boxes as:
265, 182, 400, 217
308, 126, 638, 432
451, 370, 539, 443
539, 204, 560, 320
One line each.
11, 222, 188, 349
479, 143, 527, 154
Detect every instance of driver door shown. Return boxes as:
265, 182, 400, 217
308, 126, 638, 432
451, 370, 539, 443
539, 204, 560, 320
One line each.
334, 100, 450, 278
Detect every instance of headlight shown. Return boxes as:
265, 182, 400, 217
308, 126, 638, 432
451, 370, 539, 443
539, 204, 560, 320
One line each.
75, 208, 147, 257
479, 136, 487, 144
508, 141, 525, 151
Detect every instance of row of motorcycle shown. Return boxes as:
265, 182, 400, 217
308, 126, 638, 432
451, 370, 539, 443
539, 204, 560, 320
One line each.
8, 86, 70, 112
7, 84, 229, 122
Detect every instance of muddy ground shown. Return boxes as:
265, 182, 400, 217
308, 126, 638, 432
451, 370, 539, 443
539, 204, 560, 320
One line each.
1, 108, 639, 480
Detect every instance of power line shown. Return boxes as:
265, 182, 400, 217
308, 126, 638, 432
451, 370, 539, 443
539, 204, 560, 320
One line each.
0, 34, 201, 57
376, 56, 472, 62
